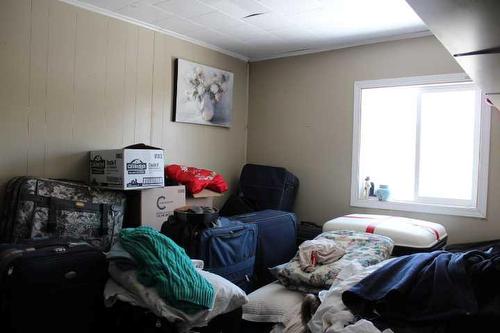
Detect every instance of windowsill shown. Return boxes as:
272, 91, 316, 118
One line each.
350, 197, 486, 219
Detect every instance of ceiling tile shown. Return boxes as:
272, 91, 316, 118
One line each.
270, 26, 316, 39
117, 2, 172, 23
256, 0, 323, 15
224, 23, 269, 42
243, 12, 293, 31
152, 0, 214, 18
82, 0, 136, 10
186, 28, 248, 51
205, 0, 269, 20
156, 16, 203, 34
74, 0, 429, 60
193, 11, 243, 31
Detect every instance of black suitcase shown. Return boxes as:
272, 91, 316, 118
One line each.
105, 301, 176, 332
229, 210, 298, 288
297, 221, 323, 246
0, 239, 108, 333
445, 239, 500, 253
217, 195, 255, 217
106, 301, 242, 333
220, 164, 299, 217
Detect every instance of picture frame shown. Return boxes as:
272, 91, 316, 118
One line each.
173, 58, 234, 128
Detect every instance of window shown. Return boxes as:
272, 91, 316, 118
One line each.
351, 74, 490, 218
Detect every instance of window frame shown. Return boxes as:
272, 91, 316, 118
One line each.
350, 73, 490, 218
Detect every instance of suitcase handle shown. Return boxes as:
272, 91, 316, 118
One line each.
9, 238, 87, 249
45, 197, 109, 236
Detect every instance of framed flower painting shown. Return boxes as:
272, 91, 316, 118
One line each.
173, 58, 234, 128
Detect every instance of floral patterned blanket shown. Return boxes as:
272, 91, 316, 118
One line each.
270, 230, 394, 293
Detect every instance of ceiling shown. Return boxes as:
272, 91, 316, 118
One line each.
66, 0, 430, 61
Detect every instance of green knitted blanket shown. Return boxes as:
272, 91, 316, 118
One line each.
119, 226, 215, 313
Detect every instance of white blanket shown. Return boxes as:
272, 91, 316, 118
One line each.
308, 259, 395, 333
271, 260, 395, 333
298, 238, 345, 273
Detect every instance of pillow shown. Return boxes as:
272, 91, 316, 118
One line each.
165, 164, 228, 194
199, 269, 248, 315
106, 262, 247, 330
242, 281, 304, 323
270, 230, 394, 293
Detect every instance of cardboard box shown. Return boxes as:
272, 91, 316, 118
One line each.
186, 189, 223, 208
90, 145, 164, 190
125, 185, 186, 230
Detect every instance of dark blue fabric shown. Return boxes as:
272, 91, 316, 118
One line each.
342, 248, 500, 324
198, 218, 257, 292
229, 210, 298, 286
237, 163, 299, 212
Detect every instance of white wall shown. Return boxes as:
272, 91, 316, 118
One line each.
247, 36, 500, 244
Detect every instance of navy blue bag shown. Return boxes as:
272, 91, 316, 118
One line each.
220, 164, 299, 217
196, 218, 257, 292
230, 210, 298, 288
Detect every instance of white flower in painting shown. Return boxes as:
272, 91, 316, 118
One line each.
210, 83, 219, 94
197, 85, 205, 96
185, 66, 228, 108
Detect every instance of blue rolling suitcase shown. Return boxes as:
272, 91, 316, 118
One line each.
229, 210, 298, 288
196, 218, 258, 293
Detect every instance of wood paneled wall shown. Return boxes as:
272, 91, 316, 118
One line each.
0, 0, 249, 206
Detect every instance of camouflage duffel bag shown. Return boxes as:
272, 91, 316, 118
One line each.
0, 177, 126, 251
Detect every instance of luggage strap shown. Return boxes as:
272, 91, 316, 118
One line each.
22, 194, 110, 236
365, 220, 441, 241
345, 215, 441, 241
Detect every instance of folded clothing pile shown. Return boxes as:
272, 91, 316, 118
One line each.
104, 226, 248, 332
119, 226, 215, 313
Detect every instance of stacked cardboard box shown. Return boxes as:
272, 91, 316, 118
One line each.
90, 145, 164, 190
90, 145, 224, 230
